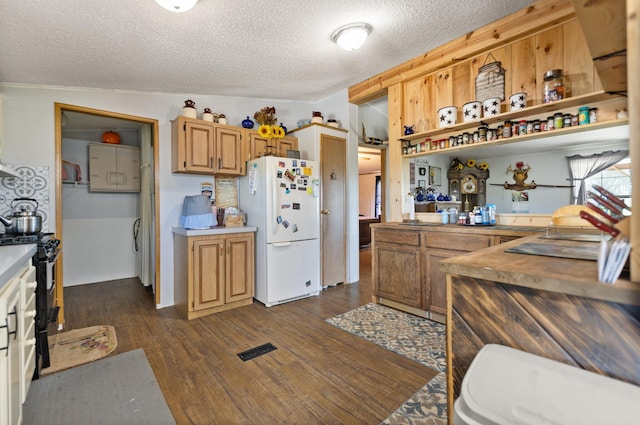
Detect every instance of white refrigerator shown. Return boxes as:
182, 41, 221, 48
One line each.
238, 156, 320, 306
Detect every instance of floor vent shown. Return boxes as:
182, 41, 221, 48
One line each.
237, 343, 278, 361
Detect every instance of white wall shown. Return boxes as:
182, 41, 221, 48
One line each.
0, 84, 347, 308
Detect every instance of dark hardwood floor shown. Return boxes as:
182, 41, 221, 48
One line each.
57, 247, 436, 424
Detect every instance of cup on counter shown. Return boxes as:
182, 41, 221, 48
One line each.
509, 92, 527, 110
438, 106, 458, 128
483, 97, 502, 116
462, 101, 482, 122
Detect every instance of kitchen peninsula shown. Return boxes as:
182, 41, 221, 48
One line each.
439, 234, 640, 423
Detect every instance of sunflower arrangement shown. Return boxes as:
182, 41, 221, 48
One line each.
466, 159, 476, 168
477, 161, 489, 171
258, 124, 285, 140
254, 106, 285, 144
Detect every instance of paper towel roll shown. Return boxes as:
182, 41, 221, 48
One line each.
408, 194, 415, 220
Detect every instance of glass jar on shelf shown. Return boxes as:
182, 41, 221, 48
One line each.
542, 69, 566, 103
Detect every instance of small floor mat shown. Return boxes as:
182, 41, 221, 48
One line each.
237, 343, 277, 361
43, 324, 117, 375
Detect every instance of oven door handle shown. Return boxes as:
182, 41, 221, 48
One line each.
48, 247, 62, 263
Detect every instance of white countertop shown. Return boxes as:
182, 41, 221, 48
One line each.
172, 226, 257, 236
0, 244, 36, 292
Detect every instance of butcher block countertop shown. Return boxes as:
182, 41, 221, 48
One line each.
439, 234, 640, 306
371, 221, 544, 238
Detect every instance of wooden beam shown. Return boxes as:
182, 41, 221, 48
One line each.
627, 0, 639, 281
349, 0, 576, 105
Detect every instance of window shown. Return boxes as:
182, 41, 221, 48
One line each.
585, 157, 631, 209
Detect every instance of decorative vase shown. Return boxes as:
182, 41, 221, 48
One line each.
202, 108, 214, 122
182, 99, 197, 119
242, 116, 254, 129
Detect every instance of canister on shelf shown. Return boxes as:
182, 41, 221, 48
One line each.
589, 108, 598, 123
503, 121, 512, 138
532, 119, 541, 132
571, 114, 578, 126
542, 69, 565, 103
526, 120, 533, 134
478, 126, 487, 142
564, 114, 572, 127
547, 116, 555, 131
463, 132, 470, 144
578, 106, 590, 125
554, 112, 564, 129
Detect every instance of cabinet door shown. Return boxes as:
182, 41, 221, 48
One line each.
225, 235, 254, 303
277, 136, 298, 157
184, 121, 215, 173
89, 143, 117, 191
193, 239, 224, 310
214, 126, 244, 175
373, 243, 424, 308
248, 132, 269, 160
115, 146, 140, 192
425, 248, 461, 315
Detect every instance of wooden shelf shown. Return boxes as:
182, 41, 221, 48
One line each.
400, 91, 619, 143
402, 118, 629, 159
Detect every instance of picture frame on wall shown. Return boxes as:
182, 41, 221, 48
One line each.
418, 179, 426, 188
429, 166, 441, 186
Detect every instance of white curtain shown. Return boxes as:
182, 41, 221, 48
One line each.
566, 150, 628, 205
139, 124, 154, 287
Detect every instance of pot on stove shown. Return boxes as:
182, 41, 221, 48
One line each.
1, 197, 43, 234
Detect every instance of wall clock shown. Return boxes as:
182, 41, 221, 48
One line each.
461, 175, 478, 194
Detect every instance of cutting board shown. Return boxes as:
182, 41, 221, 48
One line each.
505, 242, 600, 261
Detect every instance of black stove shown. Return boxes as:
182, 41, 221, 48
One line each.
0, 231, 61, 378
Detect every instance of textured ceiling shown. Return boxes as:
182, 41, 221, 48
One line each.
0, 0, 533, 102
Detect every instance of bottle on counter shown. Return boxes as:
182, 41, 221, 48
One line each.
441, 209, 449, 224
487, 204, 497, 225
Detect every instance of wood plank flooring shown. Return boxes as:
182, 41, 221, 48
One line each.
55, 248, 436, 424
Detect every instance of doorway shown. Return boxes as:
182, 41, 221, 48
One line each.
54, 103, 160, 327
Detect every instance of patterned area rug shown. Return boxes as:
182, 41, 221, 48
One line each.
42, 325, 117, 375
326, 303, 447, 425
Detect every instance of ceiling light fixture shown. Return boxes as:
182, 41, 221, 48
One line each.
331, 23, 372, 51
154, 0, 198, 12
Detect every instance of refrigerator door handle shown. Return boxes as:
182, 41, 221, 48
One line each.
272, 242, 292, 248
271, 166, 278, 235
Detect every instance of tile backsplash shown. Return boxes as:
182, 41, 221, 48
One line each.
0, 164, 51, 232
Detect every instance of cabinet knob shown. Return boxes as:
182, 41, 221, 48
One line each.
321, 209, 331, 215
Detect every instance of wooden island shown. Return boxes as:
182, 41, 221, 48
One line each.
440, 234, 640, 424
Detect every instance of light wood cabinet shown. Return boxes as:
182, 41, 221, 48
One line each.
88, 143, 140, 192
246, 131, 298, 160
174, 232, 254, 319
171, 116, 245, 176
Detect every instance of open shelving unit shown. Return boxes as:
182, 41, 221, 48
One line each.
400, 91, 628, 158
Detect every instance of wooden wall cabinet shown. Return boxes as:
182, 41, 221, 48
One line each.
171, 116, 245, 176
174, 232, 254, 319
89, 143, 140, 192
246, 132, 298, 160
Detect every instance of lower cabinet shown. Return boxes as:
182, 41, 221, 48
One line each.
372, 228, 425, 310
372, 226, 529, 321
1, 258, 35, 425
174, 232, 254, 319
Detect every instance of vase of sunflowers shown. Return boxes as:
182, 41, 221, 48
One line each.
254, 106, 286, 156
